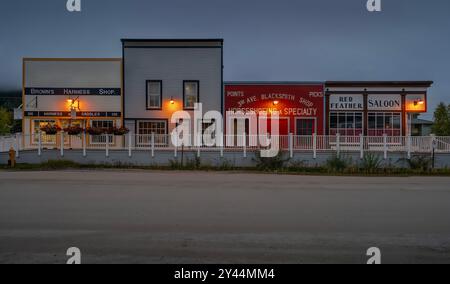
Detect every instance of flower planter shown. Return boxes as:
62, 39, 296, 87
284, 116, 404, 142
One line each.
113, 127, 130, 136
40, 125, 61, 135
86, 127, 105, 136
64, 126, 84, 136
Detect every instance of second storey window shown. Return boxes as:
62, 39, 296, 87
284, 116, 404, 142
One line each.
184, 81, 199, 109
146, 80, 162, 109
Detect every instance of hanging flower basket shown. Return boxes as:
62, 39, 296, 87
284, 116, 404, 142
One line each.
113, 127, 130, 136
40, 124, 61, 135
86, 127, 105, 136
64, 126, 84, 136
106, 127, 116, 135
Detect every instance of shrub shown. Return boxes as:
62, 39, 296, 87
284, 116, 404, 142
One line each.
326, 155, 352, 173
217, 158, 236, 171
361, 153, 383, 174
253, 151, 290, 171
404, 155, 433, 172
185, 156, 202, 170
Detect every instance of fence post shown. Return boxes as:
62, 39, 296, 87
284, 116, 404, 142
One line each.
60, 131, 64, 157
383, 134, 388, 160
105, 134, 109, 158
430, 134, 436, 153
313, 133, 317, 159
359, 134, 364, 160
243, 133, 247, 158
128, 132, 132, 158
289, 133, 293, 158
220, 136, 224, 157
82, 132, 87, 157
38, 131, 42, 157
336, 133, 341, 157
15, 133, 20, 158
197, 133, 201, 158
151, 133, 155, 158
174, 133, 178, 158
407, 135, 412, 159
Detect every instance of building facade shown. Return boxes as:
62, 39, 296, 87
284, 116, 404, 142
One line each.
122, 39, 223, 145
22, 58, 122, 149
325, 81, 432, 137
224, 82, 325, 136
21, 41, 435, 153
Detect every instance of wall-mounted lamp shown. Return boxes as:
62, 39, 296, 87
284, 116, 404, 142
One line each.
67, 97, 80, 111
273, 100, 279, 106
170, 96, 175, 105
414, 99, 425, 106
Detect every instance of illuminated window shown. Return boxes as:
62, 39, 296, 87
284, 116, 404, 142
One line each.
137, 120, 167, 146
33, 120, 57, 145
183, 81, 199, 109
90, 120, 114, 144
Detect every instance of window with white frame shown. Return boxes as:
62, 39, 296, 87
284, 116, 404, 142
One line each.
90, 120, 114, 144
368, 112, 401, 136
146, 81, 162, 109
137, 120, 167, 146
329, 112, 363, 136
184, 81, 199, 109
33, 120, 57, 144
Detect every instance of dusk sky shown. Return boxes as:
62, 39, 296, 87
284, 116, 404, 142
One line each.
1, 0, 449, 118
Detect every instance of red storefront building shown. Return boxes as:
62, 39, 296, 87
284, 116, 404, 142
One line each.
224, 82, 325, 136
224, 81, 432, 137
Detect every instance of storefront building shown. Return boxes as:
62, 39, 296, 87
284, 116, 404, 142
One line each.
224, 82, 325, 136
325, 81, 432, 137
22, 58, 122, 148
122, 39, 223, 146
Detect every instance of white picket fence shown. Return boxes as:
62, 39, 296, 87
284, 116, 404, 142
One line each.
2, 133, 450, 160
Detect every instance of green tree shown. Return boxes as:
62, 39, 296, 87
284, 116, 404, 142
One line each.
0, 107, 13, 135
432, 102, 450, 136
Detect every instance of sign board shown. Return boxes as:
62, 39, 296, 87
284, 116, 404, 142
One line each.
225, 84, 325, 135
25, 88, 121, 96
24, 111, 121, 117
368, 94, 402, 111
14, 108, 23, 120
405, 94, 427, 112
329, 95, 364, 111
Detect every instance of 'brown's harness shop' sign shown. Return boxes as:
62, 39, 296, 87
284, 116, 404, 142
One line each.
25, 88, 121, 96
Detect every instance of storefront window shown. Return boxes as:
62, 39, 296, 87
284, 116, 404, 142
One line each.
329, 112, 363, 136
33, 120, 57, 144
368, 113, 401, 136
296, 119, 315, 136
137, 120, 167, 146
90, 120, 114, 144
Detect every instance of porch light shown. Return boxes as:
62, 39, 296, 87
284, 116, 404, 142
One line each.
170, 97, 175, 104
414, 99, 425, 106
